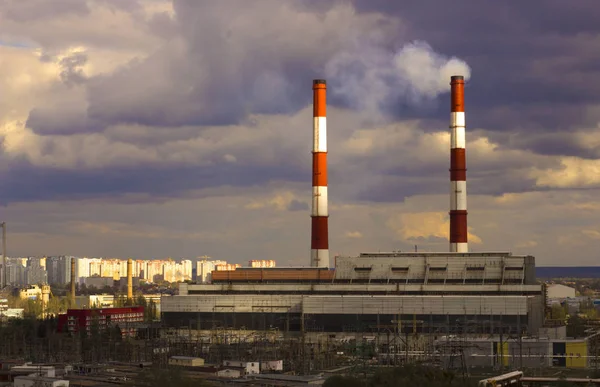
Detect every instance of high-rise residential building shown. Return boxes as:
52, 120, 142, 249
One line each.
182, 260, 192, 278
145, 260, 164, 282
46, 256, 75, 285
2, 256, 229, 286
134, 260, 146, 279
7, 260, 26, 286
163, 259, 192, 283
89, 259, 103, 277
25, 258, 47, 285
196, 260, 227, 284
77, 258, 102, 280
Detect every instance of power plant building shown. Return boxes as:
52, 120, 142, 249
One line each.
161, 252, 544, 334
162, 77, 544, 336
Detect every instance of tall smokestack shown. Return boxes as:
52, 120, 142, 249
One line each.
311, 79, 329, 268
449, 75, 468, 252
127, 258, 133, 301
70, 257, 76, 304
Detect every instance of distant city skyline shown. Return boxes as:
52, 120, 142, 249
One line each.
1, 256, 275, 287
1, 1, 600, 266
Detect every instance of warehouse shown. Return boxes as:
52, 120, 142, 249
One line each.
161, 252, 545, 335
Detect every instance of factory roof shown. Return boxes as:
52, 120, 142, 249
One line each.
229, 267, 332, 270
358, 251, 521, 257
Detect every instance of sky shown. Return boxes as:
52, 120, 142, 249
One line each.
1, 0, 600, 266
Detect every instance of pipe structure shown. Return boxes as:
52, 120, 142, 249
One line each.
311, 79, 329, 268
449, 75, 468, 252
70, 257, 76, 304
127, 258, 133, 301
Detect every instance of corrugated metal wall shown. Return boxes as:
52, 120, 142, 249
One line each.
161, 294, 303, 313
162, 294, 531, 316
302, 295, 529, 315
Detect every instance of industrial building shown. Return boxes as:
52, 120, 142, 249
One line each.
161, 77, 544, 337
546, 284, 576, 299
162, 252, 544, 334
168, 356, 205, 367
57, 306, 144, 337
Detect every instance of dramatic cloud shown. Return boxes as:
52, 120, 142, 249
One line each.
0, 0, 600, 265
325, 40, 470, 119
387, 211, 482, 245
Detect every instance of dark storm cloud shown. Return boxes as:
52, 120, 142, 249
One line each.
84, 44, 317, 127
4, 0, 599, 207
487, 131, 600, 159
0, 161, 308, 205
58, 52, 88, 86
79, 1, 469, 129
84, 1, 324, 128
354, 169, 546, 203
26, 106, 103, 136
25, 51, 96, 135
354, 178, 441, 203
351, 0, 600, 137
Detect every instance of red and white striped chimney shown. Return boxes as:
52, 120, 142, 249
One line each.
311, 79, 329, 267
449, 75, 468, 253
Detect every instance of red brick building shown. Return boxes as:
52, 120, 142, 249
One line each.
57, 306, 144, 337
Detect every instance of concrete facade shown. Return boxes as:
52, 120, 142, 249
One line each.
162, 252, 544, 335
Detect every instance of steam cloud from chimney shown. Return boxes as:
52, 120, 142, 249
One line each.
325, 40, 471, 119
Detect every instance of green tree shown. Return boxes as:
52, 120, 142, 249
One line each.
566, 314, 587, 338
551, 304, 567, 320
23, 298, 43, 319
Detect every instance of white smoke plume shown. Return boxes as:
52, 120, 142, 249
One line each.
325, 40, 471, 118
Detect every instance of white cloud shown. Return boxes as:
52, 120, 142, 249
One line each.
386, 211, 482, 245
531, 157, 600, 188
345, 231, 363, 239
